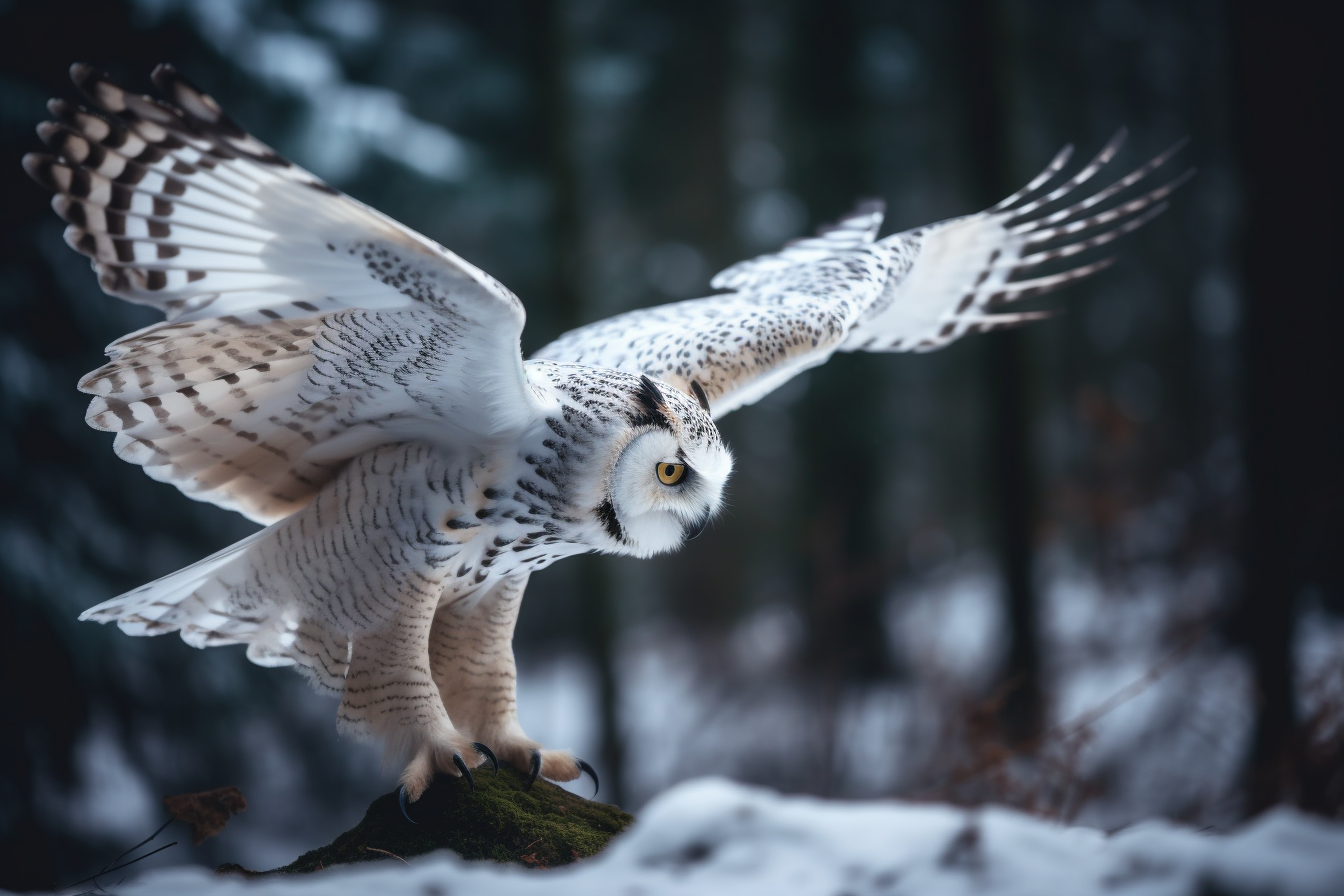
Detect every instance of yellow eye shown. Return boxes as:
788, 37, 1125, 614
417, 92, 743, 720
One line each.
656, 462, 685, 485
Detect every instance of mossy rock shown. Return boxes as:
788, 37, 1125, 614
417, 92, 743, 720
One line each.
219, 767, 633, 875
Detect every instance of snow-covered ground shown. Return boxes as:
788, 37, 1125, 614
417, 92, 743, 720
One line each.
41, 560, 1344, 877
44, 561, 1339, 875
23, 778, 1344, 896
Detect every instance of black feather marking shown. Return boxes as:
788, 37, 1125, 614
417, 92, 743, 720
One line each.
690, 380, 711, 413
595, 499, 625, 544
638, 374, 665, 408
632, 375, 672, 429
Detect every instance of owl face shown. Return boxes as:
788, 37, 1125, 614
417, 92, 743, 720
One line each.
597, 376, 733, 558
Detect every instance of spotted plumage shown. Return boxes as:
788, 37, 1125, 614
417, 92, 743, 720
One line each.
24, 64, 1183, 799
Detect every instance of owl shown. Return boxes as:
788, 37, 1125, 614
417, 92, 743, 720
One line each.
24, 64, 1183, 809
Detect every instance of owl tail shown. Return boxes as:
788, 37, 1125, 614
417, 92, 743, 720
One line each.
78, 525, 305, 670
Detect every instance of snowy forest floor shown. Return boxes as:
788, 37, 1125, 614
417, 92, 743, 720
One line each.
17, 778, 1344, 896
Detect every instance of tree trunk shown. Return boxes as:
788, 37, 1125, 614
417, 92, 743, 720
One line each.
954, 0, 1044, 746
537, 0, 627, 806
1229, 1, 1343, 815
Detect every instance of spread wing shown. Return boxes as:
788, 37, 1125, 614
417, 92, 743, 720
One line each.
534, 131, 1187, 417
537, 202, 891, 417
25, 64, 540, 524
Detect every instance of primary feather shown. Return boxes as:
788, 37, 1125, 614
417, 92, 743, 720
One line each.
536, 130, 1188, 414
26, 63, 537, 523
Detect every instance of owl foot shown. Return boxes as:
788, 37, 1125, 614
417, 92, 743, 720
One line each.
475, 737, 599, 795
526, 750, 600, 797
472, 741, 501, 776
577, 758, 600, 795
398, 785, 418, 824
452, 744, 503, 791
397, 739, 498, 807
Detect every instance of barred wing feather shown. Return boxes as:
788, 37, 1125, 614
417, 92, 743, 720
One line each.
850, 131, 1190, 353
535, 131, 1185, 416
535, 202, 891, 417
24, 64, 538, 523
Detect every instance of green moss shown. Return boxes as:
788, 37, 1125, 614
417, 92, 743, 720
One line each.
218, 768, 633, 875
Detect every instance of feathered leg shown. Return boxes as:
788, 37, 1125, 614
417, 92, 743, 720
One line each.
339, 613, 489, 802
429, 575, 593, 789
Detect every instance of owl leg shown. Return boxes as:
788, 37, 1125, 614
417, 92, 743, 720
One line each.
338, 616, 489, 803
430, 574, 596, 791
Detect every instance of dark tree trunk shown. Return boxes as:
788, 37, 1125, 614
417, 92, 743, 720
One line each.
1229, 2, 1344, 815
535, 0, 627, 806
953, 0, 1043, 746
790, 0, 892, 692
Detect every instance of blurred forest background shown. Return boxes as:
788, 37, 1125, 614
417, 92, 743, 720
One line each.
1, 0, 1339, 890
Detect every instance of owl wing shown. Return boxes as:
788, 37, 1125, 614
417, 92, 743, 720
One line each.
534, 202, 890, 417
534, 131, 1186, 417
24, 65, 540, 524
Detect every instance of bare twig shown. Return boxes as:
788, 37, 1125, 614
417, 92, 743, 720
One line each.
362, 846, 409, 865
58, 841, 179, 891
104, 816, 175, 871
56, 814, 178, 892
916, 627, 1206, 805
1053, 629, 1204, 741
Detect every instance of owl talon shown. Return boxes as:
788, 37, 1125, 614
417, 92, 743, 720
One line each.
576, 758, 600, 797
451, 752, 476, 791
472, 742, 499, 775
526, 750, 542, 790
397, 785, 419, 825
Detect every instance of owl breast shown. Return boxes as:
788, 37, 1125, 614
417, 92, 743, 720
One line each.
412, 441, 591, 607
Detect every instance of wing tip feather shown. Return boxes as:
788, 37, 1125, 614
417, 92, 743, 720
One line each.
21, 151, 52, 186
69, 62, 99, 87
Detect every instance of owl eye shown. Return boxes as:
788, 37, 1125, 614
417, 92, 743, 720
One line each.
656, 462, 686, 485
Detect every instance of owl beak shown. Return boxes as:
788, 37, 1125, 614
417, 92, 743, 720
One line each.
682, 514, 710, 541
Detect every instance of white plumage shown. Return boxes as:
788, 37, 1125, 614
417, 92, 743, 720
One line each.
24, 64, 1183, 800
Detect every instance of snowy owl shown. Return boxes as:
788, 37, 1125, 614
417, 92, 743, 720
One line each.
24, 64, 1184, 806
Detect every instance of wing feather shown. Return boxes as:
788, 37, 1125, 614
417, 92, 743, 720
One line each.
842, 130, 1188, 353
26, 64, 538, 522
537, 133, 1186, 409
536, 202, 891, 417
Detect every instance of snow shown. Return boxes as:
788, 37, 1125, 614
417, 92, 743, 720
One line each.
21, 779, 1344, 896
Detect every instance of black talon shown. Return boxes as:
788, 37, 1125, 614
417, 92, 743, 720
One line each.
526, 750, 542, 790
576, 759, 600, 797
472, 742, 499, 775
397, 785, 419, 825
452, 753, 475, 791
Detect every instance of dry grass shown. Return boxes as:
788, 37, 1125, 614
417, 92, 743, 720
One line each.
912, 629, 1205, 821
1298, 652, 1344, 818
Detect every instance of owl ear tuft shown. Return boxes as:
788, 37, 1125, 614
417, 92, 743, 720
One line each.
637, 375, 666, 410
689, 380, 711, 413
634, 375, 674, 429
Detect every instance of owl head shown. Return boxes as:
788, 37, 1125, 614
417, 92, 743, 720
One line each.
592, 374, 733, 559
